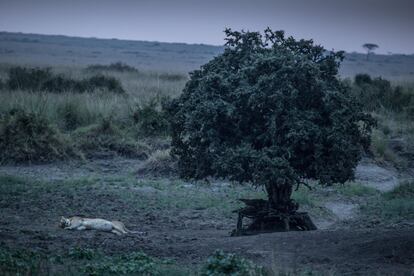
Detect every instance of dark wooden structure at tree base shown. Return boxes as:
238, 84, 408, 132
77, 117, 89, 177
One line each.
231, 199, 317, 236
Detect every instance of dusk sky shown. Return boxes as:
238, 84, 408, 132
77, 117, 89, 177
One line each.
0, 0, 413, 54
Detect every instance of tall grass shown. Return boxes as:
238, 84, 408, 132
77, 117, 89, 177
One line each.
0, 66, 187, 130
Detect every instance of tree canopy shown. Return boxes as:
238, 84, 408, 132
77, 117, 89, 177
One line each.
168, 28, 375, 190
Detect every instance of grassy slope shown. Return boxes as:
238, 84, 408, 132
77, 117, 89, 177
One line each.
1, 31, 414, 81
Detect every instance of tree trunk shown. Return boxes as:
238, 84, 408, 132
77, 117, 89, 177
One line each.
265, 182, 298, 214
231, 182, 317, 236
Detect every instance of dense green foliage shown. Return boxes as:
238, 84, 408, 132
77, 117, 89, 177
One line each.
351, 74, 414, 116
169, 29, 375, 188
72, 118, 149, 159
132, 98, 170, 136
201, 250, 265, 276
0, 247, 180, 276
0, 109, 77, 164
6, 66, 125, 93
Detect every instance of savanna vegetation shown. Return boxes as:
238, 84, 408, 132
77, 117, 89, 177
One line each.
0, 30, 413, 275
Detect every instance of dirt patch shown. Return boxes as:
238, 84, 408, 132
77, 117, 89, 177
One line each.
355, 159, 399, 192
0, 157, 142, 181
324, 201, 358, 220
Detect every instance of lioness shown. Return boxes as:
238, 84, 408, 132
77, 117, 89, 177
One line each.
60, 216, 145, 236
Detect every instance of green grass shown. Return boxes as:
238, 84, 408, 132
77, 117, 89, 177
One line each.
0, 247, 188, 276
383, 180, 414, 199
0, 65, 185, 164
360, 181, 414, 221
0, 174, 265, 220
292, 187, 316, 207
335, 182, 378, 197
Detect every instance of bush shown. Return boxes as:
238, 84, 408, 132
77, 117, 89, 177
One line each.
84, 251, 161, 275
0, 248, 43, 275
168, 28, 374, 187
86, 62, 139, 73
5, 66, 125, 93
132, 98, 170, 136
57, 101, 88, 130
136, 149, 177, 177
68, 247, 99, 260
83, 75, 125, 94
0, 109, 78, 164
201, 250, 265, 276
7, 66, 53, 90
72, 118, 149, 159
352, 74, 414, 114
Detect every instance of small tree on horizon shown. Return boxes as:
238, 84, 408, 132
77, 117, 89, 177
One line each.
363, 43, 379, 60
168, 29, 375, 234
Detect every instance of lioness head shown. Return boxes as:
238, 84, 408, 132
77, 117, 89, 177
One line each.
60, 216, 70, 228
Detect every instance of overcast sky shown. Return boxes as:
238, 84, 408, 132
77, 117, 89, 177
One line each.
0, 0, 413, 54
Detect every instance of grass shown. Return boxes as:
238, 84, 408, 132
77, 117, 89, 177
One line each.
71, 118, 150, 159
360, 181, 414, 221
0, 65, 187, 163
292, 186, 316, 207
0, 68, 185, 128
0, 108, 80, 164
137, 149, 177, 177
0, 173, 264, 220
367, 109, 414, 168
335, 182, 378, 197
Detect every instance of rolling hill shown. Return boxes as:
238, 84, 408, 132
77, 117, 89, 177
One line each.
1, 31, 413, 81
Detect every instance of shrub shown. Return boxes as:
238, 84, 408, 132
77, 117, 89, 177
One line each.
86, 62, 139, 73
84, 251, 160, 275
72, 118, 149, 159
0, 248, 43, 275
352, 74, 414, 114
136, 149, 177, 177
132, 98, 170, 136
68, 247, 98, 260
83, 74, 125, 94
0, 108, 78, 164
7, 66, 53, 90
201, 250, 265, 276
5, 66, 125, 93
57, 101, 88, 130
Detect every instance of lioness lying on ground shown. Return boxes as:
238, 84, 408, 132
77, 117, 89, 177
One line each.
60, 216, 145, 236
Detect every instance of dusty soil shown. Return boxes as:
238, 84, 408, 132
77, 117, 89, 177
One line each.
0, 158, 413, 275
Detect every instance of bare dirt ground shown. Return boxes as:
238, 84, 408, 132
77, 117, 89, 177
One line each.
0, 158, 413, 275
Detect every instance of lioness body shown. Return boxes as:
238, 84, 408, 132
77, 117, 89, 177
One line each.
60, 216, 144, 236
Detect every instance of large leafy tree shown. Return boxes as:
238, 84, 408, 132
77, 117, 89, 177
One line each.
168, 29, 375, 234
